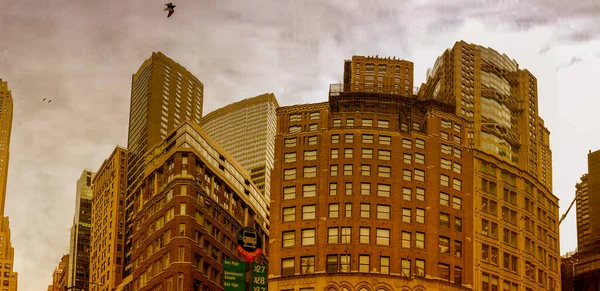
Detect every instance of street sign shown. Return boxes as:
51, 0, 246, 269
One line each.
251, 263, 268, 291
236, 227, 263, 262
223, 259, 247, 291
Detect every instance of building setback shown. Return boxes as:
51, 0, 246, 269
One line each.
68, 170, 94, 291
48, 254, 69, 291
125, 51, 204, 279
90, 146, 128, 291
127, 121, 269, 290
201, 93, 279, 198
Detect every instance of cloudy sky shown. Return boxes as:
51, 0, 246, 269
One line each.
1, 0, 600, 290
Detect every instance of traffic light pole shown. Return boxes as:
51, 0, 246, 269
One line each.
245, 259, 253, 291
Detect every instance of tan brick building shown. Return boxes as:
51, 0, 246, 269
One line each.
90, 146, 128, 291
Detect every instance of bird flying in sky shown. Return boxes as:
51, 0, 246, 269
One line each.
42, 98, 51, 103
164, 3, 176, 18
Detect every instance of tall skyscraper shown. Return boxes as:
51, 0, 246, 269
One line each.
0, 80, 17, 291
269, 46, 560, 291
67, 169, 94, 291
127, 121, 269, 291
201, 93, 279, 197
125, 52, 204, 277
90, 146, 128, 291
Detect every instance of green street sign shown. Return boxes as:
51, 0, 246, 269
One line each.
251, 263, 268, 291
223, 259, 247, 291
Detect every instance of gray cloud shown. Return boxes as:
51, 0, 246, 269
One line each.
1, 0, 600, 290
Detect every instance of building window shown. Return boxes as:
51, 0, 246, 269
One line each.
360, 203, 370, 218
415, 138, 425, 149
416, 187, 425, 201
454, 266, 463, 285
441, 144, 451, 154
328, 165, 339, 177
441, 158, 451, 169
377, 184, 391, 197
326, 255, 338, 273
283, 186, 296, 200
303, 166, 317, 178
482, 219, 498, 238
344, 148, 353, 158
282, 231, 295, 247
402, 138, 412, 148
284, 168, 296, 180
378, 149, 391, 160
377, 205, 390, 220
300, 256, 315, 274
302, 184, 316, 197
289, 125, 301, 133
344, 134, 354, 143
301, 229, 316, 245
416, 232, 425, 249
438, 236, 450, 254
401, 259, 410, 277
362, 119, 373, 127
330, 149, 339, 159
415, 169, 425, 181
307, 136, 317, 145
329, 204, 339, 218
454, 148, 462, 158
453, 178, 462, 191
333, 119, 341, 127
281, 258, 294, 276
453, 196, 462, 210
359, 227, 370, 244
454, 162, 462, 174
345, 182, 352, 195
309, 124, 317, 131
404, 153, 412, 164
346, 118, 354, 126
378, 166, 391, 178
416, 208, 425, 223
376, 228, 390, 245
362, 148, 373, 159
440, 192, 450, 206
304, 150, 317, 161
402, 208, 412, 223
455, 217, 463, 232
345, 203, 352, 217
455, 240, 462, 257
340, 227, 351, 243
362, 134, 374, 143
359, 255, 370, 273
340, 255, 351, 272
361, 165, 371, 176
309, 111, 320, 120
439, 213, 450, 228
380, 256, 390, 274
415, 153, 425, 164
402, 231, 411, 248
416, 259, 425, 277
283, 207, 295, 222
482, 244, 499, 265
289, 114, 301, 122
379, 135, 391, 145
284, 138, 297, 147
284, 152, 297, 163
302, 205, 316, 220
331, 134, 340, 144
327, 227, 339, 244
440, 174, 449, 187
402, 187, 411, 201
329, 183, 337, 195
439, 263, 450, 281
403, 170, 412, 181
360, 182, 371, 195
343, 164, 353, 175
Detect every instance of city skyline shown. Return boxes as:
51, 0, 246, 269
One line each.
2, 1, 600, 291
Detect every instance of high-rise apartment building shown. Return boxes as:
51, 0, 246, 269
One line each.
48, 254, 69, 291
68, 170, 94, 291
420, 41, 560, 290
90, 146, 128, 291
201, 93, 279, 197
127, 121, 269, 291
269, 46, 560, 291
0, 80, 17, 291
343, 55, 414, 96
561, 149, 600, 290
125, 52, 204, 277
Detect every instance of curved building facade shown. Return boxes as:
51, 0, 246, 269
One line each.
421, 42, 560, 290
269, 86, 475, 290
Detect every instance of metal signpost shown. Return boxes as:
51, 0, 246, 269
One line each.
222, 227, 267, 291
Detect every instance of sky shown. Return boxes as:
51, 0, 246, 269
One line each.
1, 0, 600, 290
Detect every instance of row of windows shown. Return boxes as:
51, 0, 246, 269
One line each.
332, 118, 389, 128
282, 205, 432, 223
281, 254, 462, 284
289, 111, 320, 122
284, 134, 426, 149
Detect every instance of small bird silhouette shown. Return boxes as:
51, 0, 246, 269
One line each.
164, 2, 176, 18
48, 100, 52, 103
42, 98, 46, 101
